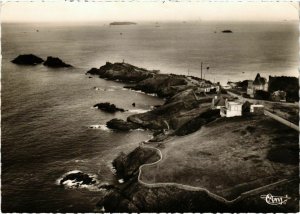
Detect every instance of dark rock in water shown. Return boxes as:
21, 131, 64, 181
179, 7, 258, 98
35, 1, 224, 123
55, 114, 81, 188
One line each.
222, 30, 233, 33
94, 102, 125, 113
88, 76, 93, 78
43, 56, 72, 68
106, 118, 141, 131
60, 171, 96, 186
132, 103, 136, 107
11, 54, 44, 65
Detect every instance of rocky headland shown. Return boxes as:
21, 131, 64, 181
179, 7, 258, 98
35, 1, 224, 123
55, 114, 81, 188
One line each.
87, 62, 230, 211
88, 62, 220, 133
87, 62, 298, 212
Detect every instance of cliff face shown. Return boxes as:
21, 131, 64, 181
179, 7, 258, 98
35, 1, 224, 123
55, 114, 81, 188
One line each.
112, 146, 160, 181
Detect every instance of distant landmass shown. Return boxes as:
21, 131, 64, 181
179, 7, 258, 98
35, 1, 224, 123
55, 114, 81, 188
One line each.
109, 22, 137, 25
222, 30, 233, 33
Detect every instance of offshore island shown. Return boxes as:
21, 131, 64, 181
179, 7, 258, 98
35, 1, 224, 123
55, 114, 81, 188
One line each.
85, 62, 298, 212
109, 22, 137, 25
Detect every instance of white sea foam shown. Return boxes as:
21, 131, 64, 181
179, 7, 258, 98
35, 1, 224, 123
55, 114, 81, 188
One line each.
133, 90, 157, 97
128, 109, 149, 114
93, 87, 103, 91
106, 88, 115, 92
110, 166, 117, 175
56, 170, 100, 191
118, 179, 124, 184
89, 124, 110, 131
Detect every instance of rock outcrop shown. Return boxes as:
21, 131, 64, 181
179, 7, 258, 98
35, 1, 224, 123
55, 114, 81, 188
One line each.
86, 62, 157, 83
106, 118, 141, 131
43, 56, 72, 68
87, 62, 219, 132
112, 146, 160, 180
97, 147, 227, 212
60, 171, 96, 187
11, 54, 44, 65
94, 102, 125, 113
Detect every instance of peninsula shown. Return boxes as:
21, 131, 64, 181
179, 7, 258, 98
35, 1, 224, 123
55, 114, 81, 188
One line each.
84, 62, 298, 212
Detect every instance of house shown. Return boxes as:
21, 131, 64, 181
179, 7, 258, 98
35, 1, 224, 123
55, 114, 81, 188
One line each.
211, 95, 226, 109
220, 99, 242, 117
271, 90, 286, 102
247, 73, 268, 98
227, 81, 238, 88
250, 104, 264, 115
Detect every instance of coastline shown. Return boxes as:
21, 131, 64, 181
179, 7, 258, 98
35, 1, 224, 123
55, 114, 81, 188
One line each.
87, 62, 299, 212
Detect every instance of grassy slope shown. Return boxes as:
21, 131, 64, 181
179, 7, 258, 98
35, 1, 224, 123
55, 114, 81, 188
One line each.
140, 115, 298, 201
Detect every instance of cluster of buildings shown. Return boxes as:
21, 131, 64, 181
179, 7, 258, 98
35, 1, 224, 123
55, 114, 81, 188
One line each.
211, 94, 264, 118
227, 73, 287, 102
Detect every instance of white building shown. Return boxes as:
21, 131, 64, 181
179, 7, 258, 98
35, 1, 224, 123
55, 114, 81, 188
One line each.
220, 99, 242, 117
250, 104, 264, 115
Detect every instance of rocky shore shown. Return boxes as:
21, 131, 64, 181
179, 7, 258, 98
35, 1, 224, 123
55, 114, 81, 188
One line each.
88, 62, 220, 133
87, 62, 298, 212
87, 62, 229, 211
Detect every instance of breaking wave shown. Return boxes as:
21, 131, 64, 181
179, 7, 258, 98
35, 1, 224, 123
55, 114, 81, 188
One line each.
89, 124, 110, 131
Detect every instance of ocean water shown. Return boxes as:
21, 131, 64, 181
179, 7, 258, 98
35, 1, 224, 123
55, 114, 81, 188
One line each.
1, 21, 298, 212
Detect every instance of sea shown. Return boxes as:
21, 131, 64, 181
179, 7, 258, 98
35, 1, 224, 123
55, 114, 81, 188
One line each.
1, 21, 298, 212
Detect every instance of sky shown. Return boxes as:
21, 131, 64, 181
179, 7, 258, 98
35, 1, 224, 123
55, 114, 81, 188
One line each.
1, 1, 299, 23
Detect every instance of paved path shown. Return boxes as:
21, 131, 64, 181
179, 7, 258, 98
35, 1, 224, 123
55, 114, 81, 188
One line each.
264, 110, 299, 131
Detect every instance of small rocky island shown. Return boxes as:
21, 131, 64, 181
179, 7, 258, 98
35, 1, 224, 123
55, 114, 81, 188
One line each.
43, 56, 72, 68
11, 54, 44, 65
93, 102, 125, 113
109, 22, 137, 25
222, 30, 233, 33
12, 55, 72, 68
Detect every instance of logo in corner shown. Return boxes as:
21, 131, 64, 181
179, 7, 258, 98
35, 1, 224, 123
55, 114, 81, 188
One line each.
260, 193, 291, 205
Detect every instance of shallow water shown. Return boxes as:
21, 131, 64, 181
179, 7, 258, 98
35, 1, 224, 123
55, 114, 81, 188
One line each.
1, 21, 298, 212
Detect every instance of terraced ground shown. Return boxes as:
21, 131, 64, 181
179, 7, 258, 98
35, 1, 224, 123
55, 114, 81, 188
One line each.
140, 115, 298, 201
